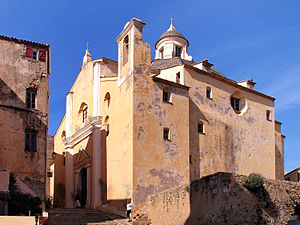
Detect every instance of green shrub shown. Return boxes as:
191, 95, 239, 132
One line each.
8, 173, 42, 215
244, 173, 263, 191
185, 185, 190, 193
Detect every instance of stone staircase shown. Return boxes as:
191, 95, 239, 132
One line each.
95, 213, 151, 225
47, 208, 124, 225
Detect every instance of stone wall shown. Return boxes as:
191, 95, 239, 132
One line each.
0, 36, 50, 201
135, 172, 300, 225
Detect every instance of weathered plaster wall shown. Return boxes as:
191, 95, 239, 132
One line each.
137, 172, 300, 225
275, 121, 285, 180
127, 21, 190, 207
133, 75, 190, 207
184, 67, 276, 180
0, 38, 49, 200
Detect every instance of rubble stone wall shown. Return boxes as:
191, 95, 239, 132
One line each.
0, 37, 49, 201
136, 172, 300, 225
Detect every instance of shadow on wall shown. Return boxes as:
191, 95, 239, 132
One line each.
137, 172, 300, 224
53, 153, 65, 208
185, 172, 280, 225
54, 129, 129, 213
189, 98, 203, 181
0, 78, 47, 200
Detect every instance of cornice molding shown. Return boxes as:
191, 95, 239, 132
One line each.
64, 116, 102, 148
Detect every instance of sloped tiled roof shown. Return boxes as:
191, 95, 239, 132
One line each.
0, 34, 49, 48
151, 57, 194, 70
155, 23, 189, 48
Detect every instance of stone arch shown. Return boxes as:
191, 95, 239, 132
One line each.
123, 35, 129, 65
78, 102, 88, 123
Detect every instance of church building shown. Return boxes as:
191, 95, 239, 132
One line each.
53, 18, 285, 214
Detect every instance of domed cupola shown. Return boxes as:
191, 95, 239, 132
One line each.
155, 19, 192, 61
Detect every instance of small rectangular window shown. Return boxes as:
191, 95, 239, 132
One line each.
176, 72, 180, 83
32, 49, 38, 60
206, 87, 212, 99
231, 97, 240, 111
25, 131, 36, 152
175, 46, 182, 58
163, 91, 171, 103
266, 110, 271, 121
198, 122, 204, 134
26, 88, 36, 108
163, 128, 170, 141
298, 172, 300, 182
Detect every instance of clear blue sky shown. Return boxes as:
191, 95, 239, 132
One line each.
1, 0, 299, 173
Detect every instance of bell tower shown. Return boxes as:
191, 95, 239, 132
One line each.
116, 18, 151, 86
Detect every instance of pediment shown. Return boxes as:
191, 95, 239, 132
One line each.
74, 148, 91, 169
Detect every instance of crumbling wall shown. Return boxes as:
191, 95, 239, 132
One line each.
129, 20, 190, 207
136, 172, 300, 225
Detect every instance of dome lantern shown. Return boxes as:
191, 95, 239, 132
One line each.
154, 19, 192, 61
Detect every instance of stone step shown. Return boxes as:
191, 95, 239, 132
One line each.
47, 208, 124, 225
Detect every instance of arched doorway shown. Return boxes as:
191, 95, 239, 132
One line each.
79, 168, 87, 207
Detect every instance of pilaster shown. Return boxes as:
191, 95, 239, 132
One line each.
93, 62, 101, 117
65, 147, 74, 208
92, 126, 102, 208
66, 92, 73, 138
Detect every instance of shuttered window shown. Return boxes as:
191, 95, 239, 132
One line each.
26, 46, 46, 61
38, 49, 45, 61
26, 47, 33, 58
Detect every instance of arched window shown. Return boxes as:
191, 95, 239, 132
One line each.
61, 131, 66, 142
79, 102, 88, 123
160, 47, 164, 59
104, 92, 111, 110
123, 35, 129, 65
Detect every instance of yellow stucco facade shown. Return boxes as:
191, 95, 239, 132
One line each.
53, 18, 285, 214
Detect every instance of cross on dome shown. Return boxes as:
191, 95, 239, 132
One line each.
168, 17, 175, 31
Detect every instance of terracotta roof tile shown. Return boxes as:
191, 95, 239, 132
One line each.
0, 34, 49, 48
